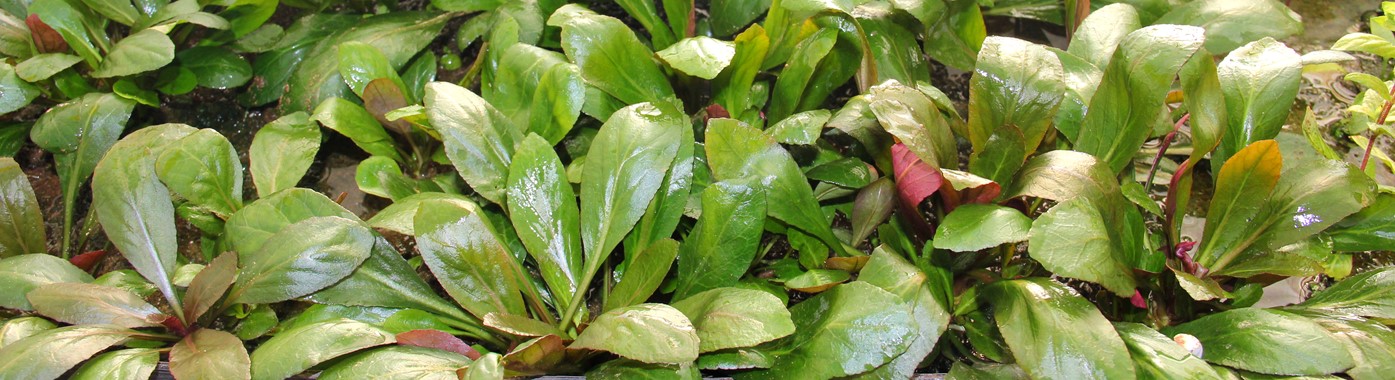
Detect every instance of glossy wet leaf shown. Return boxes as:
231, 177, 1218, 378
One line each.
1114, 323, 1219, 380
0, 317, 56, 348
672, 180, 766, 300
552, 5, 675, 106
355, 156, 424, 201
1181, 48, 1227, 161
588, 359, 701, 379
1330, 193, 1395, 252
178, 46, 253, 89
283, 12, 449, 112
313, 97, 403, 162
14, 53, 80, 81
155, 129, 244, 218
1164, 308, 1353, 376
707, 119, 840, 252
250, 318, 396, 380
768, 28, 837, 123
395, 329, 479, 359
366, 192, 475, 235
869, 82, 958, 170
606, 239, 679, 311
319, 345, 471, 380
741, 281, 912, 379
1298, 266, 1395, 319
93, 124, 196, 316
461, 352, 503, 380
1195, 140, 1282, 267
624, 119, 692, 260
1072, 25, 1204, 172
855, 249, 951, 379
507, 134, 582, 311
426, 82, 521, 204
68, 348, 157, 380
946, 362, 1029, 380
1155, 0, 1302, 53
934, 204, 1031, 252
1212, 38, 1301, 166
230, 216, 373, 304
0, 325, 136, 380
249, 112, 320, 197
91, 29, 175, 78
28, 0, 98, 65
657, 36, 736, 80
672, 288, 794, 353
415, 201, 527, 320
766, 110, 829, 145
27, 283, 162, 328
1251, 154, 1376, 252
856, 4, 931, 85
571, 303, 699, 364
0, 62, 37, 114
1066, 4, 1141, 68
713, 24, 771, 119
1030, 197, 1137, 296
337, 41, 406, 98
580, 102, 683, 264
30, 93, 135, 252
169, 329, 250, 380
967, 36, 1064, 160
850, 177, 894, 245
225, 188, 355, 256
489, 44, 581, 145
0, 158, 42, 257
921, 0, 985, 71
985, 278, 1135, 380
184, 251, 237, 322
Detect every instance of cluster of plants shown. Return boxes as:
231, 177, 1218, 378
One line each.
1, 0, 1394, 378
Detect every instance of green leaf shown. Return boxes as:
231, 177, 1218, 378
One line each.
0, 10, 27, 59
489, 44, 582, 145
1333, 33, 1395, 59
178, 46, 253, 89
713, 24, 771, 118
320, 345, 471, 380
967, 36, 1064, 160
551, 5, 676, 106
425, 82, 521, 204
415, 200, 527, 320
606, 239, 679, 311
571, 303, 699, 364
921, 0, 985, 71
29, 0, 100, 66
14, 53, 81, 81
1253, 159, 1376, 251
588, 359, 701, 379
283, 12, 449, 113
710, 0, 770, 36
769, 28, 837, 122
851, 177, 894, 245
92, 123, 196, 317
27, 283, 163, 328
1066, 3, 1141, 68
1114, 322, 1219, 380
934, 204, 1031, 252
229, 216, 374, 304
91, 29, 175, 78
580, 101, 683, 266
249, 112, 320, 197
0, 325, 137, 380
30, 93, 135, 255
1298, 267, 1395, 320
312, 97, 403, 162
1164, 308, 1354, 376
184, 251, 236, 322
766, 110, 829, 145
624, 121, 694, 254
155, 129, 244, 218
309, 237, 468, 326
0, 62, 37, 114
854, 248, 951, 379
366, 192, 475, 235
169, 329, 250, 380
657, 36, 736, 80
0, 158, 43, 257
1330, 193, 1395, 252
856, 4, 931, 85
1212, 38, 1301, 166
68, 348, 158, 380
91, 270, 156, 299
1155, 0, 1302, 53
461, 352, 503, 380
1181, 48, 1227, 161
225, 188, 355, 256
1195, 140, 1282, 268
337, 41, 407, 98
672, 288, 794, 353
672, 180, 766, 300
0, 317, 56, 348
985, 278, 1135, 380
1072, 25, 1204, 173
506, 134, 582, 310
354, 156, 423, 201
250, 319, 396, 380
742, 281, 912, 379
706, 119, 841, 254
1029, 197, 1138, 296
946, 362, 1029, 380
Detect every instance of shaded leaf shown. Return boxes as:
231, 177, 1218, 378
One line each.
606, 239, 679, 311
169, 329, 251, 380
184, 251, 237, 322
0, 325, 136, 380
571, 303, 699, 364
27, 283, 162, 328
673, 180, 766, 300
985, 278, 1135, 380
91, 29, 175, 78
1164, 308, 1353, 376
934, 204, 1031, 252
155, 129, 244, 218
0, 158, 43, 257
740, 281, 912, 379
249, 319, 396, 380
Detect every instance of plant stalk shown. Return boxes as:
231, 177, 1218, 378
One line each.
1360, 82, 1395, 171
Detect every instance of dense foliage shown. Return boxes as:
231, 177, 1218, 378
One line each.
1, 0, 1393, 379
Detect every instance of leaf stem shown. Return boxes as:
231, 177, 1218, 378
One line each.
1146, 114, 1189, 187
1360, 82, 1395, 171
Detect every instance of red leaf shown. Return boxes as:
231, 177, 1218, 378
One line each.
1130, 291, 1148, 309
69, 250, 108, 271
891, 143, 943, 239
158, 315, 189, 336
705, 103, 730, 120
396, 329, 481, 360
26, 14, 67, 54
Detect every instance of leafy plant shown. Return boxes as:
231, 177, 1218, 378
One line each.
2, 0, 1394, 379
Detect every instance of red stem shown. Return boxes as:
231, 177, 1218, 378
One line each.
1362, 87, 1394, 170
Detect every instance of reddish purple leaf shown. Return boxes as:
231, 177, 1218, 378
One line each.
396, 329, 481, 360
891, 143, 943, 208
26, 14, 67, 54
69, 250, 108, 271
